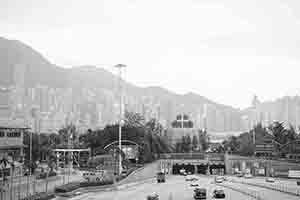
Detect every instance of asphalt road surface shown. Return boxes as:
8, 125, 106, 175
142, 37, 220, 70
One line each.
65, 175, 254, 200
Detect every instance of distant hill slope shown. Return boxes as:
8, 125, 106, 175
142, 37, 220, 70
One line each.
0, 36, 243, 131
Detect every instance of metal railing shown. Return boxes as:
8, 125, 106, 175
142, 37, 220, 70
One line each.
0, 169, 82, 200
229, 178, 300, 197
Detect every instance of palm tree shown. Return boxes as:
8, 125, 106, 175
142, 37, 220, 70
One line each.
0, 157, 9, 183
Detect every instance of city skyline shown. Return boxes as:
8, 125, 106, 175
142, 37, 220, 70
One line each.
1, 0, 300, 108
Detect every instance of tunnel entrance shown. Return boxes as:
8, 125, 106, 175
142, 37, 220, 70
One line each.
197, 164, 208, 174
210, 164, 226, 175
172, 163, 196, 174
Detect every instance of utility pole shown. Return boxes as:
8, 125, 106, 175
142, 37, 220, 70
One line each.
114, 64, 126, 175
296, 96, 299, 132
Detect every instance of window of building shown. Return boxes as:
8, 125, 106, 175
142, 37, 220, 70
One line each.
7, 132, 21, 137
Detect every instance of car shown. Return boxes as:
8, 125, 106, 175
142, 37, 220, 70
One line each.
157, 172, 166, 183
121, 170, 127, 177
266, 177, 275, 183
244, 174, 253, 179
215, 176, 223, 183
186, 175, 198, 181
146, 193, 159, 200
213, 189, 225, 199
193, 188, 207, 199
190, 182, 199, 187
236, 172, 243, 177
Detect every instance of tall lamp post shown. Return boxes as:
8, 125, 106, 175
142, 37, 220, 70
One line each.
114, 64, 127, 175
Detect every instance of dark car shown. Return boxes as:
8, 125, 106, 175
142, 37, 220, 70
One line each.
213, 189, 225, 199
147, 193, 159, 200
190, 183, 199, 187
194, 188, 207, 199
157, 172, 166, 183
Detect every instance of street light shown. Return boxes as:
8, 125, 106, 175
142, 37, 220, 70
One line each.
114, 64, 127, 175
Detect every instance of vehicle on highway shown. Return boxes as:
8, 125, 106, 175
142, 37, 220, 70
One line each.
244, 173, 253, 179
190, 182, 199, 187
183, 172, 187, 176
213, 189, 225, 199
121, 170, 127, 177
186, 175, 198, 181
215, 176, 223, 183
147, 193, 159, 200
193, 188, 207, 199
180, 169, 186, 175
236, 172, 243, 177
266, 177, 275, 183
157, 172, 166, 183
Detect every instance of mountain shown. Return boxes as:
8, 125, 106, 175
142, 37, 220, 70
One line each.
0, 37, 244, 131
0, 37, 67, 88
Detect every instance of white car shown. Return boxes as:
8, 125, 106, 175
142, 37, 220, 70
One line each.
215, 176, 223, 183
185, 175, 198, 181
266, 177, 275, 183
244, 174, 253, 179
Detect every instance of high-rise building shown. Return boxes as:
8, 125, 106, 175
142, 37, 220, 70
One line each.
0, 87, 12, 119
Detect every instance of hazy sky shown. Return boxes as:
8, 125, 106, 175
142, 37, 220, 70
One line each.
1, 0, 300, 108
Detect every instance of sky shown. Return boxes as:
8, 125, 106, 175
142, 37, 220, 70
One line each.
1, 0, 300, 109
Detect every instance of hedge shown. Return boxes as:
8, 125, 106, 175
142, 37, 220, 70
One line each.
54, 180, 114, 193
54, 182, 81, 193
79, 180, 113, 187
20, 192, 55, 200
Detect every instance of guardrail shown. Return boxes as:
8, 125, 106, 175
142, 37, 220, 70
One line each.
229, 178, 300, 197
216, 182, 263, 200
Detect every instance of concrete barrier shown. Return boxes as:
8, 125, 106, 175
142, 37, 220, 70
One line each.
216, 183, 263, 200
229, 178, 300, 197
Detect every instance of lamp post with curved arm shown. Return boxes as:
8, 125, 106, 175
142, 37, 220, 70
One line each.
114, 64, 127, 175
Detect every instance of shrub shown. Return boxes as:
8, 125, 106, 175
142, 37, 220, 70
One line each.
54, 182, 81, 193
80, 180, 113, 187
20, 192, 55, 200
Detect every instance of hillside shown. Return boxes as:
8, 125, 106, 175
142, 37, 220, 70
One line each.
0, 37, 243, 131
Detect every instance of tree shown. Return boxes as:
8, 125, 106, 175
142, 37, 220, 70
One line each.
186, 135, 192, 152
268, 121, 286, 145
124, 111, 145, 127
58, 124, 77, 147
79, 112, 171, 163
192, 135, 198, 151
285, 124, 298, 144
0, 156, 9, 183
198, 130, 209, 152
222, 136, 239, 153
237, 132, 254, 156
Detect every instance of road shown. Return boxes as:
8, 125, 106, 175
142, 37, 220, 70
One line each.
62, 175, 253, 200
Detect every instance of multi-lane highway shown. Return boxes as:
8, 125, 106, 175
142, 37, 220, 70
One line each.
64, 175, 254, 200
60, 175, 300, 200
